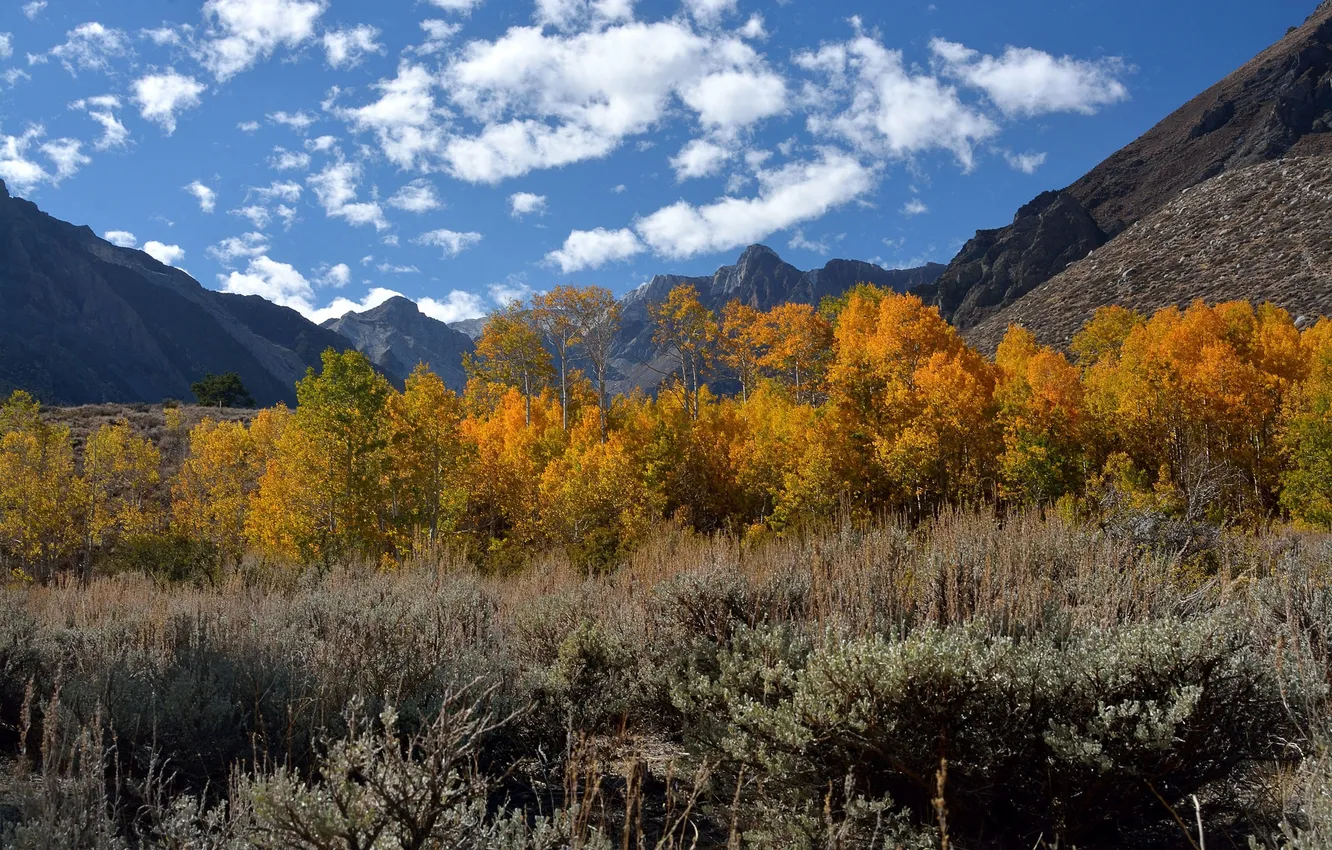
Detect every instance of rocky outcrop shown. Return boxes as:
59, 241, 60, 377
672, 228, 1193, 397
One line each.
322, 296, 474, 391
964, 154, 1332, 352
926, 2, 1332, 329
931, 192, 1108, 328
0, 179, 356, 406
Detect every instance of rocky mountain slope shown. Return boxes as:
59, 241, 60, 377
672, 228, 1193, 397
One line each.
925, 1, 1332, 330
965, 154, 1332, 351
322, 296, 474, 391
611, 244, 944, 392
0, 179, 355, 406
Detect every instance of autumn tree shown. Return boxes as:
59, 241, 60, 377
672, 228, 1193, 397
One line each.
468, 303, 552, 426
172, 418, 263, 566
532, 286, 586, 431
566, 286, 621, 442
754, 303, 834, 404
650, 285, 718, 420
82, 420, 164, 562
719, 301, 761, 402
385, 365, 469, 549
1280, 318, 1332, 527
0, 391, 81, 578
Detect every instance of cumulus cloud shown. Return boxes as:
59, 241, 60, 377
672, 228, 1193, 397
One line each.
307, 160, 388, 230
545, 227, 643, 273
141, 26, 186, 46
22, 2, 45, 21
0, 125, 49, 194
413, 228, 483, 257
199, 0, 327, 81
206, 232, 269, 265
636, 148, 875, 260
144, 240, 185, 266
104, 230, 137, 248
323, 24, 382, 69
132, 71, 205, 134
412, 20, 462, 56
796, 34, 997, 170
185, 181, 217, 213
931, 39, 1128, 117
684, 0, 738, 26
230, 205, 271, 229
418, 291, 486, 323
305, 135, 339, 153
901, 198, 928, 215
428, 0, 485, 13
508, 191, 546, 217
40, 138, 90, 182
50, 22, 130, 75
237, 120, 261, 132
0, 34, 11, 60
268, 146, 311, 170
388, 179, 441, 213
249, 180, 302, 203
376, 262, 419, 274
339, 19, 790, 183
70, 95, 130, 150
220, 254, 402, 323
670, 138, 731, 180
1004, 150, 1048, 174
268, 110, 317, 131
316, 262, 351, 287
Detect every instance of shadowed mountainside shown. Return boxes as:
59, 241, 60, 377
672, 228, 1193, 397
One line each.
322, 296, 475, 391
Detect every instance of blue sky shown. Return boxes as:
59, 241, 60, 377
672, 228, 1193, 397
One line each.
0, 0, 1317, 324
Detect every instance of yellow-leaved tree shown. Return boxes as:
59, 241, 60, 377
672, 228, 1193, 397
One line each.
83, 419, 163, 558
0, 391, 82, 579
385, 365, 469, 551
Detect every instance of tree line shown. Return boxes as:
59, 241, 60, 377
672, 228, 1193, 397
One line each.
4, 282, 1332, 579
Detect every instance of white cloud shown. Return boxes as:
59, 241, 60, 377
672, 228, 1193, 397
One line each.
684, 0, 738, 26
2, 68, 31, 88
1004, 150, 1047, 174
635, 148, 875, 259
418, 291, 486, 323
141, 26, 185, 46
199, 0, 327, 81
787, 229, 828, 253
797, 34, 997, 170
670, 138, 730, 180
422, 20, 787, 183
268, 110, 317, 131
323, 24, 382, 69
428, 0, 485, 13
738, 14, 766, 40
545, 227, 643, 273
275, 204, 298, 228
40, 138, 89, 182
611, 183, 626, 193
22, 2, 45, 21
489, 276, 532, 306
185, 181, 217, 213
305, 134, 339, 152
317, 262, 351, 287
50, 22, 130, 75
335, 63, 444, 170
413, 228, 483, 257
104, 230, 137, 248
901, 198, 928, 215
377, 262, 419, 274
70, 95, 129, 150
307, 160, 388, 230
0, 125, 48, 194
230, 204, 271, 229
206, 232, 269, 266
388, 179, 441, 213
0, 34, 11, 60
249, 180, 302, 202
221, 256, 414, 323
144, 240, 185, 267
413, 20, 462, 56
268, 146, 311, 170
508, 191, 547, 217
237, 120, 261, 132
931, 39, 1128, 117
132, 71, 206, 135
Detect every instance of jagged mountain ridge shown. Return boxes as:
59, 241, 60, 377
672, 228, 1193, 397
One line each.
925, 1, 1332, 330
610, 244, 945, 393
0, 179, 357, 406
322, 296, 474, 391
965, 154, 1332, 352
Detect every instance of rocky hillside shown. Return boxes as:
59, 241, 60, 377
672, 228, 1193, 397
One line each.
322, 296, 474, 391
612, 244, 944, 392
926, 1, 1332, 329
964, 154, 1332, 351
0, 179, 355, 406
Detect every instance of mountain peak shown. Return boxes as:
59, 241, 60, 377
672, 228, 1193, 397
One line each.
737, 244, 781, 263
366, 295, 421, 318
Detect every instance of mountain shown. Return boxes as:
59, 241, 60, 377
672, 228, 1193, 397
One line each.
321, 296, 474, 391
924, 1, 1332, 332
0, 179, 356, 406
611, 244, 945, 392
964, 154, 1332, 351
447, 317, 488, 340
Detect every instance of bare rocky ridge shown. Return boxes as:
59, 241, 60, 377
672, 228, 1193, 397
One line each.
965, 154, 1332, 352
322, 296, 474, 391
925, 1, 1332, 330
